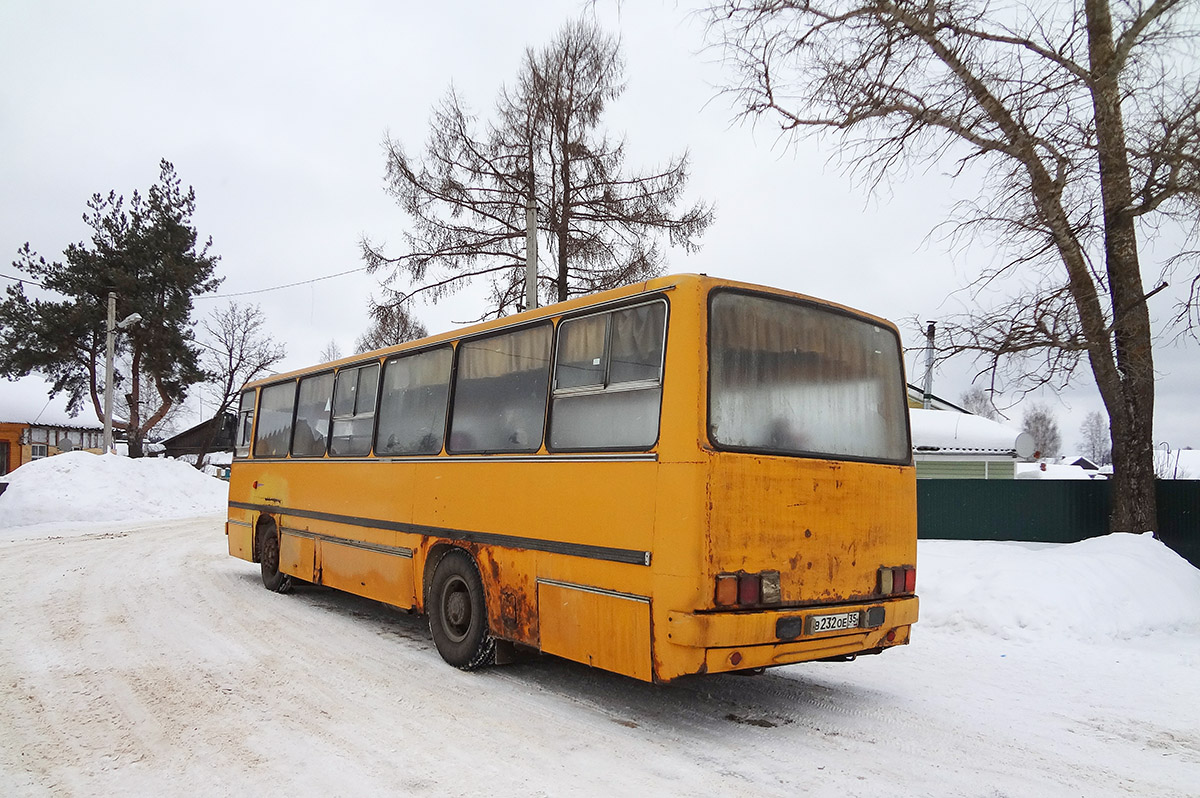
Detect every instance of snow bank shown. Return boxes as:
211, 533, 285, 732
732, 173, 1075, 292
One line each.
1016, 462, 1106, 479
3, 451, 1196, 647
0, 451, 227, 532
918, 532, 1200, 641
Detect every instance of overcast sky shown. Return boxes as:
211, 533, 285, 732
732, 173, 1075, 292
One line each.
2, 0, 1197, 450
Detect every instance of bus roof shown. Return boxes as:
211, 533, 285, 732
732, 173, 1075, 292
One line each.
242, 273, 900, 390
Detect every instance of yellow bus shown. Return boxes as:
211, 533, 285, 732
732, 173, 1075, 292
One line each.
226, 274, 918, 683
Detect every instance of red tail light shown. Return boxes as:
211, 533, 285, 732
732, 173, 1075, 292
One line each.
737, 573, 761, 605
879, 565, 916, 596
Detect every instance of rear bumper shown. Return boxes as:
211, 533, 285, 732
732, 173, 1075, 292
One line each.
665, 595, 919, 673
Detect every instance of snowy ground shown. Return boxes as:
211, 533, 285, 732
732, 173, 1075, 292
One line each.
2, 454, 1199, 797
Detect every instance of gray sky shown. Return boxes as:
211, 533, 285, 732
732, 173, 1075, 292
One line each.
1, 0, 1197, 450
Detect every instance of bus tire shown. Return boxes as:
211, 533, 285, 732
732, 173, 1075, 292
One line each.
257, 521, 293, 594
428, 549, 495, 670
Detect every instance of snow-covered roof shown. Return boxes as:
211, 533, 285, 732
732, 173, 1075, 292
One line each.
1159, 448, 1200, 479
909, 408, 1036, 458
0, 375, 101, 429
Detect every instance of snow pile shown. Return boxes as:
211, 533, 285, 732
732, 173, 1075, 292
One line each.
0, 451, 227, 531
917, 532, 1200, 640
1016, 461, 1106, 479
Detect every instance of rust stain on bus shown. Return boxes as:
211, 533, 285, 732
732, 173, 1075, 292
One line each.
473, 545, 540, 648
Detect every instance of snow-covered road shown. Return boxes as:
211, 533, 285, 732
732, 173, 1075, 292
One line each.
2, 513, 1198, 797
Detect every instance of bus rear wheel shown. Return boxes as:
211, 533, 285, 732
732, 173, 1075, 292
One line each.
257, 522, 293, 594
428, 550, 495, 670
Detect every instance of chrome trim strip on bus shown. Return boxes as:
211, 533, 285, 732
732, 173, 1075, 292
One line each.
280, 527, 414, 559
536, 578, 650, 604
552, 379, 662, 398
227, 519, 252, 528
234, 453, 659, 464
230, 501, 652, 567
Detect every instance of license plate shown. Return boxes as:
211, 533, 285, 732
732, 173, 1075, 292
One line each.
807, 611, 862, 634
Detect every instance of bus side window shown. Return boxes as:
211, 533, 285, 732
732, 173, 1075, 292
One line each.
376, 347, 452, 456
254, 381, 297, 458
291, 372, 334, 457
330, 363, 379, 457
449, 325, 552, 454
549, 301, 666, 451
235, 389, 255, 457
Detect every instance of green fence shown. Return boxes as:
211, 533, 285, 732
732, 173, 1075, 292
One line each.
917, 479, 1200, 568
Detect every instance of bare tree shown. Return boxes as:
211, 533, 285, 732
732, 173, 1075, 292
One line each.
706, 0, 1200, 533
355, 299, 428, 354
1022, 403, 1063, 459
363, 18, 714, 319
959, 386, 1001, 420
319, 340, 342, 363
1079, 410, 1112, 465
116, 368, 190, 443
196, 302, 286, 468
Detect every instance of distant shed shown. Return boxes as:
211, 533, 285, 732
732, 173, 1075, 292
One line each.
160, 413, 236, 460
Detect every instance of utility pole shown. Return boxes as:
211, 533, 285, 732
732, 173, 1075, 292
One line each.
103, 293, 116, 453
102, 292, 142, 454
922, 321, 936, 410
525, 194, 538, 312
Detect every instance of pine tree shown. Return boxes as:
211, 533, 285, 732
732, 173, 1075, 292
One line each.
0, 160, 221, 456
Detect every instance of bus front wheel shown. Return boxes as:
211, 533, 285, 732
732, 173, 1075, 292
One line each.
257, 522, 293, 594
428, 550, 495, 670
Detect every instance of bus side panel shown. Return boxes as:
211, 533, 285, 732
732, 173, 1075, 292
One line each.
471, 545, 540, 648
537, 581, 652, 682
227, 520, 254, 561
279, 530, 316, 581
318, 540, 415, 608
648, 461, 710, 680
226, 467, 259, 562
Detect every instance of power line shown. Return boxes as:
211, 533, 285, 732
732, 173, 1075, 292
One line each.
0, 271, 46, 289
4, 264, 371, 299
197, 265, 370, 299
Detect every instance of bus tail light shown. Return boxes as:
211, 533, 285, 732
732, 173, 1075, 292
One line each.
715, 574, 738, 607
738, 573, 761, 605
760, 571, 782, 604
715, 570, 782, 607
878, 566, 916, 595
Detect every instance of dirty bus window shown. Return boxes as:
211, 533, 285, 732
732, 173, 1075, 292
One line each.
449, 324, 552, 454
549, 301, 666, 450
708, 291, 909, 463
375, 347, 452, 456
253, 381, 296, 458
